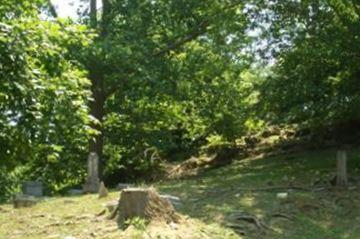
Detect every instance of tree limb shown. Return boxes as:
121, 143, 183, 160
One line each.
47, 0, 58, 18
153, 20, 210, 57
153, 1, 243, 57
105, 1, 244, 96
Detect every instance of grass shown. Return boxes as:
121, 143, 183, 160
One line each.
1, 148, 360, 238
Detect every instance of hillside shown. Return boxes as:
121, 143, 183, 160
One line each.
1, 148, 360, 239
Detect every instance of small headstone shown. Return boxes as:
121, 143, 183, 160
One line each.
13, 194, 37, 208
22, 181, 43, 197
68, 189, 83, 196
160, 194, 182, 209
116, 183, 132, 191
98, 181, 108, 198
83, 152, 100, 193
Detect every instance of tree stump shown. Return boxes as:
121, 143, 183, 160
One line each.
336, 150, 348, 188
13, 195, 37, 208
117, 188, 179, 225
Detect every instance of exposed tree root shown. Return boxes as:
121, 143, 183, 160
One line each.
96, 209, 106, 217
226, 223, 246, 235
107, 205, 119, 220
230, 212, 274, 232
270, 212, 295, 221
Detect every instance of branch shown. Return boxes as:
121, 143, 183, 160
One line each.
104, 72, 133, 98
153, 20, 210, 57
153, 1, 243, 57
105, 1, 244, 96
47, 0, 58, 18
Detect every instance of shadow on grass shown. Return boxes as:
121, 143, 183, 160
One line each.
157, 148, 360, 238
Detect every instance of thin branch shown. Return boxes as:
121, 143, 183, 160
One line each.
153, 1, 243, 57
47, 0, 58, 18
105, 1, 244, 97
153, 20, 210, 57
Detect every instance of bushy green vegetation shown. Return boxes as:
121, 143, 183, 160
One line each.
0, 0, 93, 200
1, 0, 360, 202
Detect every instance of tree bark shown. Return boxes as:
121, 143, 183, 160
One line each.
47, 0, 58, 18
88, 70, 105, 179
117, 188, 180, 225
90, 0, 97, 28
86, 0, 111, 180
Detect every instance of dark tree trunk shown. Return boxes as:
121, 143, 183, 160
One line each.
47, 0, 58, 18
90, 0, 97, 28
86, 0, 111, 180
86, 0, 104, 180
88, 70, 105, 179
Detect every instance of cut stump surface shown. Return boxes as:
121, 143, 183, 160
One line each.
117, 188, 180, 225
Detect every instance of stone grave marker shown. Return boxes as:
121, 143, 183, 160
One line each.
83, 152, 100, 193
98, 181, 109, 198
22, 181, 43, 197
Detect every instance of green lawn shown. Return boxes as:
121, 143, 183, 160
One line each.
1, 148, 360, 239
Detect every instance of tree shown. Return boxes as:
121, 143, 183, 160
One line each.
251, 0, 360, 135
0, 0, 93, 200
82, 0, 251, 180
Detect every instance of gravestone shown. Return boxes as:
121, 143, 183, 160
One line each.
116, 183, 132, 191
83, 152, 100, 193
98, 181, 109, 198
22, 181, 43, 197
160, 194, 182, 209
67, 189, 83, 196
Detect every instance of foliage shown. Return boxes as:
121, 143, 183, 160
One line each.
2, 0, 360, 200
252, 0, 360, 131
0, 3, 93, 199
83, 0, 257, 181
124, 217, 149, 231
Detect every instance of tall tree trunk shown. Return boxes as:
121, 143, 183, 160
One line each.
86, 0, 105, 180
86, 0, 110, 180
90, 0, 97, 28
47, 0, 58, 18
88, 70, 105, 179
